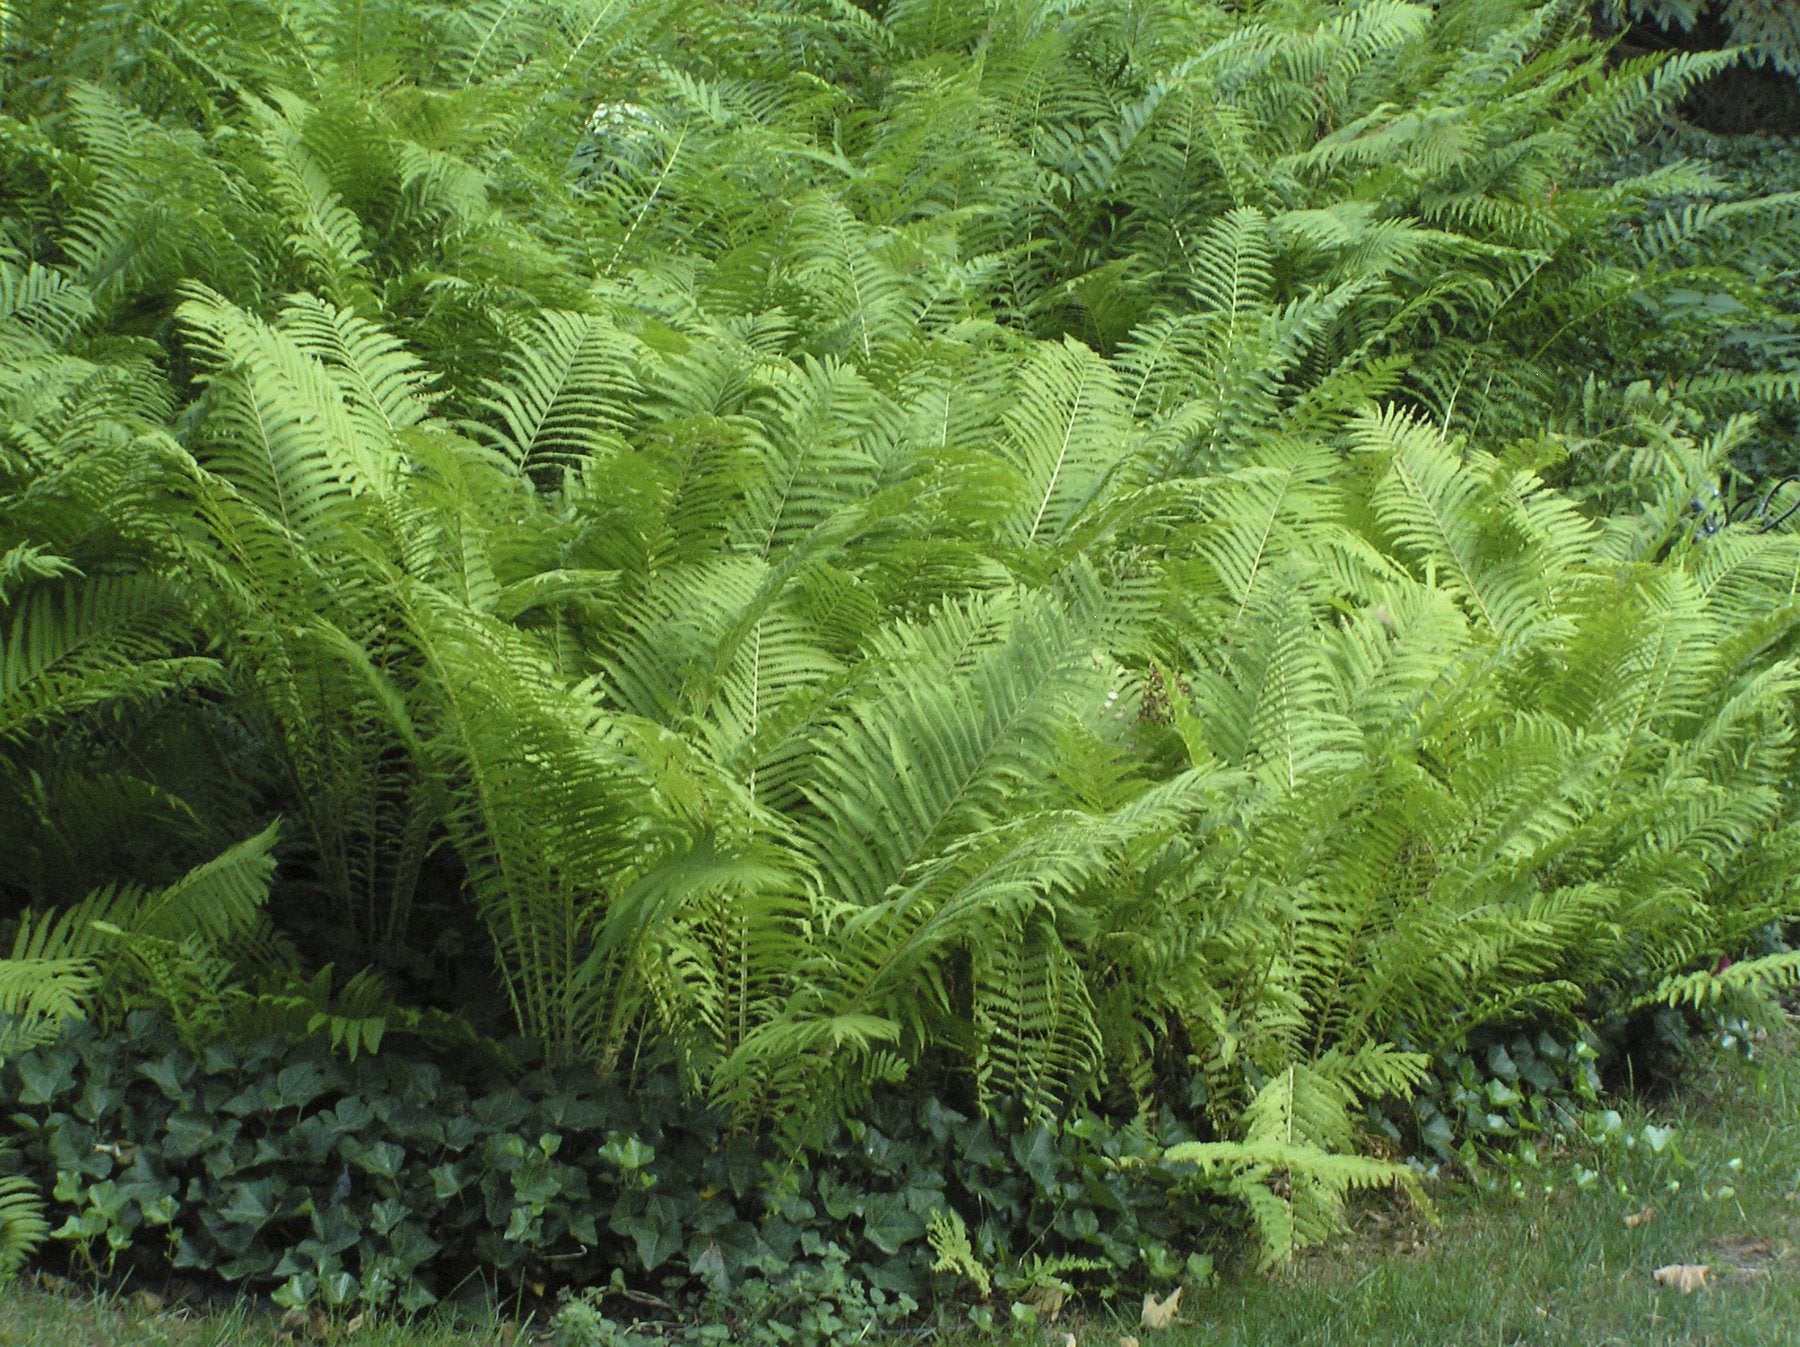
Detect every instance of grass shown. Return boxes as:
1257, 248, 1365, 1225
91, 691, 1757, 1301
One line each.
0, 1287, 518, 1347
1, 1020, 1796, 1347
1151, 1016, 1800, 1347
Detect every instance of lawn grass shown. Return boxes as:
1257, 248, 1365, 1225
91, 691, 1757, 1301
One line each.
2, 1019, 1796, 1347
0, 1286, 515, 1347
0, 1284, 535, 1347
1140, 1016, 1800, 1347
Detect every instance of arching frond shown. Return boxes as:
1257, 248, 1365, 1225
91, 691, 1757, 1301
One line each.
179, 286, 403, 531
997, 338, 1132, 550
472, 309, 643, 476
0, 573, 213, 741
0, 1172, 49, 1282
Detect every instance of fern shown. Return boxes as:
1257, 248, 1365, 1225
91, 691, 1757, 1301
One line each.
972, 915, 1104, 1123
6, 1, 1800, 1273
1604, 1, 1800, 78
0, 1171, 49, 1282
0, 573, 215, 741
997, 338, 1133, 551
1163, 1063, 1429, 1269
472, 309, 642, 476
5, 823, 280, 1034
925, 1207, 991, 1297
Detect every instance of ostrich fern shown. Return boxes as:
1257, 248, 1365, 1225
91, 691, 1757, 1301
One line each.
4, 0, 1800, 1276
1602, 1, 1800, 77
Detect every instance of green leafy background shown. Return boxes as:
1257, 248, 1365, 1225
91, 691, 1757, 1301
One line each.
2, 0, 1799, 1333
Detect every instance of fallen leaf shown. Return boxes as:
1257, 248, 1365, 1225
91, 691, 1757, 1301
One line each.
1059, 1335, 1077, 1347
1141, 1286, 1182, 1331
1120, 1338, 1141, 1347
1026, 1285, 1067, 1323
346, 1312, 366, 1335
1652, 1263, 1710, 1293
498, 1324, 518, 1347
1623, 1205, 1655, 1229
131, 1290, 164, 1313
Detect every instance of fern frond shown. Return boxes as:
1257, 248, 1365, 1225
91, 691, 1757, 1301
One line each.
0, 956, 97, 1030
796, 582, 1115, 910
0, 1172, 49, 1282
1164, 1063, 1427, 1269
997, 338, 1131, 549
277, 295, 437, 441
242, 91, 377, 306
472, 309, 643, 476
0, 260, 94, 350
732, 355, 895, 557
1354, 407, 1549, 640
0, 573, 213, 741
972, 916, 1103, 1122
179, 286, 402, 528
1648, 950, 1800, 1012
132, 821, 281, 949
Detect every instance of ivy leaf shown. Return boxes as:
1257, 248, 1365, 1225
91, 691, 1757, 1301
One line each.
613, 1200, 683, 1272
861, 1191, 926, 1254
219, 1179, 277, 1230
689, 1239, 730, 1295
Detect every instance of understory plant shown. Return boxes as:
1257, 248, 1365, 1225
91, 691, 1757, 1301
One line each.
3, 0, 1800, 1319
1601, 1, 1800, 77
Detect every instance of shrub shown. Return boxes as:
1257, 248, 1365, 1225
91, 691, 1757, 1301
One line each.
4, 0, 1800, 1315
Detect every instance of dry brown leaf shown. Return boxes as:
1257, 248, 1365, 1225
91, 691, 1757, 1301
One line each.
346, 1313, 366, 1335
1026, 1284, 1067, 1323
1652, 1263, 1711, 1293
1623, 1205, 1656, 1229
1140, 1286, 1182, 1331
498, 1324, 518, 1347
131, 1290, 164, 1314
